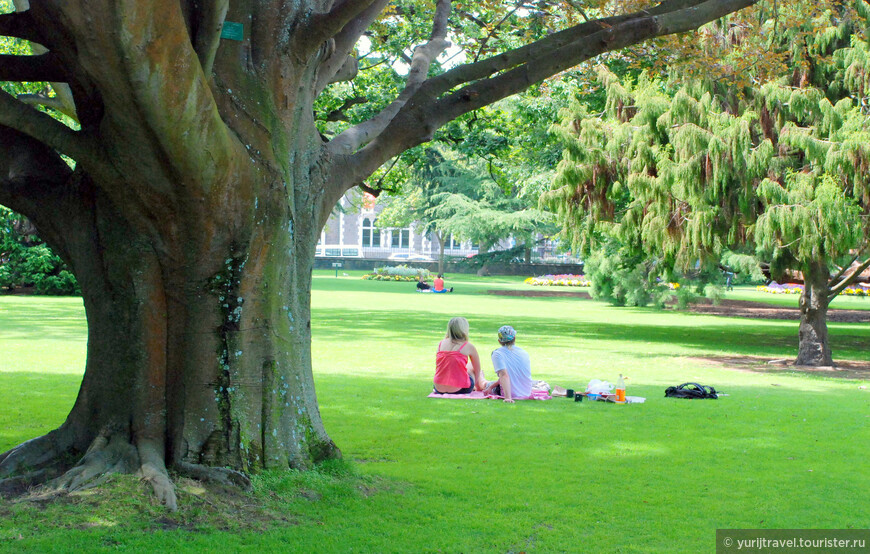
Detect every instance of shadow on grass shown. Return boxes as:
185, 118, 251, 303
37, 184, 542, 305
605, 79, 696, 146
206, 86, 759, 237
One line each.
0, 298, 86, 341
313, 307, 870, 360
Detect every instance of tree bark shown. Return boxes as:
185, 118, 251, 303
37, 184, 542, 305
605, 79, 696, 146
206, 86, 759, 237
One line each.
795, 261, 834, 366
435, 230, 446, 275
1, 160, 338, 507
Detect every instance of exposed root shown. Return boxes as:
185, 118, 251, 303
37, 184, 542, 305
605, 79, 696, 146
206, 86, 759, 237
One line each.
176, 461, 252, 492
50, 432, 137, 491
137, 439, 177, 511
0, 468, 56, 497
3, 430, 255, 511
0, 426, 74, 478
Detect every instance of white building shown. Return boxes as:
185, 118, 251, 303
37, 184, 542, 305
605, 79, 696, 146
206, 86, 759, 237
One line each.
316, 194, 481, 261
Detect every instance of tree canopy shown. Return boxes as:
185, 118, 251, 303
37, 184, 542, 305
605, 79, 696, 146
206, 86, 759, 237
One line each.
545, 0, 870, 364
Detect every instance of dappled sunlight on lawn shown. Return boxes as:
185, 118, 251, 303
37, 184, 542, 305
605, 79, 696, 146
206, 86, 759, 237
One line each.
589, 440, 670, 458
0, 297, 87, 375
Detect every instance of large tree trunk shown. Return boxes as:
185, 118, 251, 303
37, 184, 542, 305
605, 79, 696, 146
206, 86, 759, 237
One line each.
0, 160, 338, 508
0, 0, 342, 504
795, 261, 834, 366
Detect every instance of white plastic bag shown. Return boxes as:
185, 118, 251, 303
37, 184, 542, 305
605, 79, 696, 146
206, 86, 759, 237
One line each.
585, 379, 614, 395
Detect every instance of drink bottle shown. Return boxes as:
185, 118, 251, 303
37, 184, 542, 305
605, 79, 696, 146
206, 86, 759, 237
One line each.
616, 373, 626, 402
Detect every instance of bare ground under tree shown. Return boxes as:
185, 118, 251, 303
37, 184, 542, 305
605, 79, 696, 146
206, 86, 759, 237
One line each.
682, 356, 870, 379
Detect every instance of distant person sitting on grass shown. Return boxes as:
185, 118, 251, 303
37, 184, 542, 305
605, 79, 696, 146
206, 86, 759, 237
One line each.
433, 273, 454, 293
416, 274, 431, 291
483, 325, 533, 403
433, 317, 487, 394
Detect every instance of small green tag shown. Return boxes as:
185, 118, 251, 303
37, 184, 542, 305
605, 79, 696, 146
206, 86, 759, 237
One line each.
220, 21, 244, 41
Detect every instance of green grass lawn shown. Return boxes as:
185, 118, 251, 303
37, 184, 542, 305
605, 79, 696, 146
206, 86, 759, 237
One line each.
1, 272, 869, 553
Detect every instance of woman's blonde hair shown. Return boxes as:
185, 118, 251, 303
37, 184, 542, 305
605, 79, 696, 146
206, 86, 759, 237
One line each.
445, 317, 469, 342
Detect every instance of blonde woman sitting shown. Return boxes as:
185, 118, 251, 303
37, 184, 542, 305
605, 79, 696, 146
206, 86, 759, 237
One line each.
433, 317, 487, 394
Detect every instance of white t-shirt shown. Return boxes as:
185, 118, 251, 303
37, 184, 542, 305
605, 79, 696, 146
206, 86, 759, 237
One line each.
491, 345, 533, 399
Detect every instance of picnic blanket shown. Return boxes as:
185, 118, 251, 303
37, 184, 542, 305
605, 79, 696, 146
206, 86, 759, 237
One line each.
428, 390, 552, 400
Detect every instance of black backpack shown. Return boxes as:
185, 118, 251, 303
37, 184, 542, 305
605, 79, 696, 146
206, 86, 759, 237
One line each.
665, 382, 718, 399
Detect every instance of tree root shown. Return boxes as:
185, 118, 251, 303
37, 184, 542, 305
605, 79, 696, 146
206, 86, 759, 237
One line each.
136, 439, 177, 511
50, 432, 138, 491
0, 426, 75, 478
175, 461, 252, 492
40, 432, 180, 511
0, 468, 56, 497
1, 429, 257, 510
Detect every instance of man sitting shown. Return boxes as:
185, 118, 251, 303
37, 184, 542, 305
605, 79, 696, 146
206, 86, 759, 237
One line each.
483, 325, 533, 403
433, 273, 454, 293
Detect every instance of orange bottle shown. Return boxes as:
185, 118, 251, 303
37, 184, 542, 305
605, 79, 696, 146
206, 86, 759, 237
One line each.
616, 373, 626, 402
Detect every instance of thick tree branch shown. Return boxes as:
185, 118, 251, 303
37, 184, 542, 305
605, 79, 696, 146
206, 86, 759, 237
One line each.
315, 0, 390, 94
297, 0, 381, 56
16, 93, 76, 120
192, 0, 229, 77
327, 0, 452, 157
0, 90, 93, 165
829, 254, 860, 284
0, 53, 66, 82
14, 0, 80, 125
0, 125, 73, 222
0, 11, 41, 42
323, 95, 367, 122
340, 0, 758, 188
106, 4, 238, 193
828, 256, 870, 298
424, 0, 723, 101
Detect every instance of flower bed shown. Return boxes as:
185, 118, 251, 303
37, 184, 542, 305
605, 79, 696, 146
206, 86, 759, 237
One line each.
757, 283, 804, 294
757, 282, 867, 297
362, 265, 430, 282
841, 286, 868, 297
524, 274, 590, 287
362, 274, 419, 282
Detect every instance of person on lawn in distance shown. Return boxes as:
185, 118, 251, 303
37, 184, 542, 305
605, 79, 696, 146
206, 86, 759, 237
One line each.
433, 317, 487, 394
483, 325, 533, 403
416, 274, 432, 291
433, 273, 454, 293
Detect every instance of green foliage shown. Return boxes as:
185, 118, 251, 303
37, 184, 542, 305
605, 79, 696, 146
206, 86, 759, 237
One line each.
0, 207, 80, 295
547, 29, 870, 287
378, 146, 554, 259
584, 242, 667, 308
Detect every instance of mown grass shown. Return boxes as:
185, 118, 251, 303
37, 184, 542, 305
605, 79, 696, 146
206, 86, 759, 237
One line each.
0, 273, 868, 553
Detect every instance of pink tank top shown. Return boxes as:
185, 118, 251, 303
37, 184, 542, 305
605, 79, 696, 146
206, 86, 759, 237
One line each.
434, 341, 471, 388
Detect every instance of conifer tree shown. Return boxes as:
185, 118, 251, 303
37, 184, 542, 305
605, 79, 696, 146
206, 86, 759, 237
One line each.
546, 2, 870, 365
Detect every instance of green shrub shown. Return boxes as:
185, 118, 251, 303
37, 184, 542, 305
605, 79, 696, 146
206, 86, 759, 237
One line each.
0, 207, 81, 295
586, 249, 664, 307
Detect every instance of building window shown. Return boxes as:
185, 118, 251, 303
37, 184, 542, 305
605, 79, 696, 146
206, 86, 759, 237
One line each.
361, 218, 380, 247
391, 228, 410, 248
448, 234, 462, 250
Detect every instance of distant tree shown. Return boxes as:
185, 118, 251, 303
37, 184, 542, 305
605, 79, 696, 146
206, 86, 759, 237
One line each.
378, 147, 553, 272
545, 5, 870, 365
